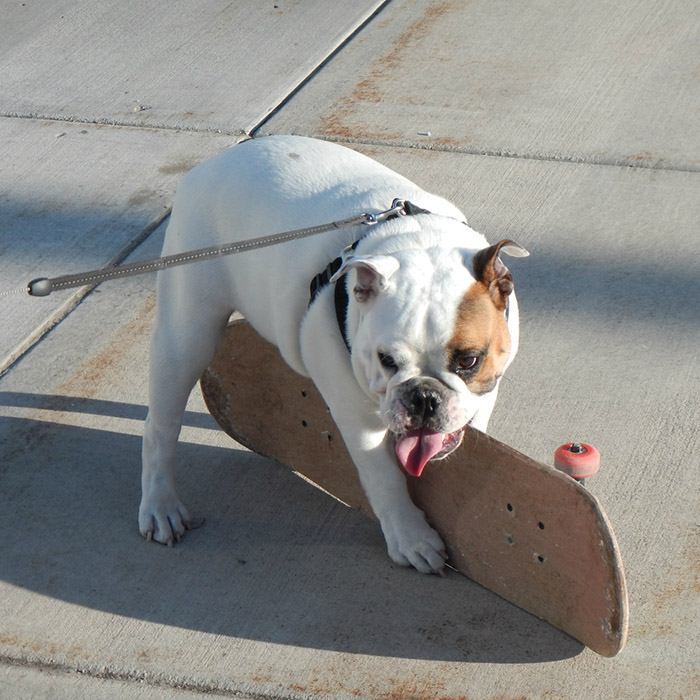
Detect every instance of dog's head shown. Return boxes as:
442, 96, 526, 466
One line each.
334, 238, 528, 476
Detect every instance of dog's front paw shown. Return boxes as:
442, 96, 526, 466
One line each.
139, 495, 195, 547
382, 510, 447, 575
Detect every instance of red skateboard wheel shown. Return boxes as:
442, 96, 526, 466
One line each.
554, 443, 600, 480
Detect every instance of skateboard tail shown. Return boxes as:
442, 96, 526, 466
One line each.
201, 320, 629, 657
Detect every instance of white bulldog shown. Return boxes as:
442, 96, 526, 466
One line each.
140, 135, 528, 574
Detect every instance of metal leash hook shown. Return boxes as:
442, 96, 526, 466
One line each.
362, 199, 409, 225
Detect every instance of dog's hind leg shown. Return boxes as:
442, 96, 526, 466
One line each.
139, 268, 231, 546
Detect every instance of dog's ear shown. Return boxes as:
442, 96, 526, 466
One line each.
331, 255, 400, 303
472, 240, 529, 310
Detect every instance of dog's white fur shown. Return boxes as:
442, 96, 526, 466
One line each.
140, 135, 525, 574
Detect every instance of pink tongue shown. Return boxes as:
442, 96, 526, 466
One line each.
395, 428, 446, 477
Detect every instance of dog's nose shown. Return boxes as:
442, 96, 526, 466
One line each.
409, 384, 441, 422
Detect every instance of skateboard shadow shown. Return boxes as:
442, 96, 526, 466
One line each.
0, 392, 583, 663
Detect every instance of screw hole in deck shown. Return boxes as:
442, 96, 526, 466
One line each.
506, 503, 514, 513
538, 521, 545, 530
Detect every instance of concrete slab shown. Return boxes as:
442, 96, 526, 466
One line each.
0, 0, 387, 134
261, 0, 700, 172
0, 117, 236, 374
1, 143, 697, 699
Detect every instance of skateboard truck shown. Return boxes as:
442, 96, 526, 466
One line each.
554, 442, 601, 487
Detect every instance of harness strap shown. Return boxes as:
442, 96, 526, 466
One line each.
334, 268, 352, 352
308, 199, 432, 352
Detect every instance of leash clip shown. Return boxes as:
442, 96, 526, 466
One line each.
362, 199, 408, 225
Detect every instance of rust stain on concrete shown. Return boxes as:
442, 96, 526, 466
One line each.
319, 1, 456, 139
56, 294, 155, 402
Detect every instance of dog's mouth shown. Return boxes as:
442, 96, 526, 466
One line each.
394, 427, 465, 477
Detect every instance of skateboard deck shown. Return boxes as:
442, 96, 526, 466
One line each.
200, 320, 629, 657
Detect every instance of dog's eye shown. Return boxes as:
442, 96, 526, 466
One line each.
458, 356, 478, 370
378, 352, 399, 373
453, 354, 481, 377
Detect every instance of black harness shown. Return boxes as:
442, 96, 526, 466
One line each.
308, 200, 432, 352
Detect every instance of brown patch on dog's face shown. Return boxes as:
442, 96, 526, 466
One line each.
447, 282, 511, 395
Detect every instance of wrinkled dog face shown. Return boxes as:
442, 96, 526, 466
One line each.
337, 240, 527, 477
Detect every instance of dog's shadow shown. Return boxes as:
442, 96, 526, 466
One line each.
0, 391, 583, 664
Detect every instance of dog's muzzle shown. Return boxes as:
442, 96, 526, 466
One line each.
391, 378, 466, 477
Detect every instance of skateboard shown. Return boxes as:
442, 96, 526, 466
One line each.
200, 320, 629, 657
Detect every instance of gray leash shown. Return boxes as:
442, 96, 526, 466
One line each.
4, 200, 411, 298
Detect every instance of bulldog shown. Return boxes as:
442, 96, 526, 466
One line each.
139, 135, 528, 574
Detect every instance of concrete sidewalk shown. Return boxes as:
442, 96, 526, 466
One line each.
1, 1, 698, 698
